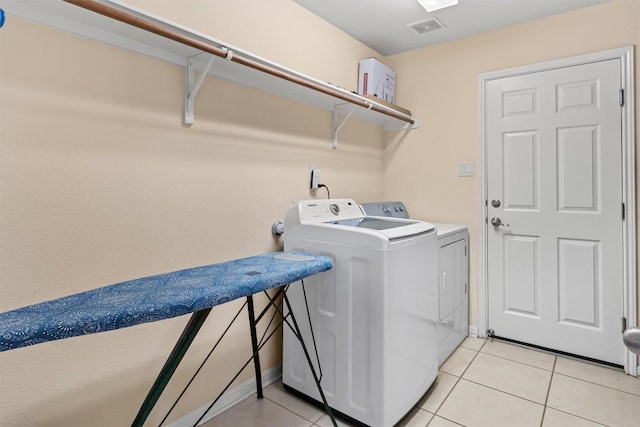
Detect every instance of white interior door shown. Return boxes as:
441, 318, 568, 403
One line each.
486, 59, 624, 365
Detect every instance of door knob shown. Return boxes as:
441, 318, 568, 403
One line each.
491, 199, 501, 208
490, 217, 509, 227
623, 327, 640, 356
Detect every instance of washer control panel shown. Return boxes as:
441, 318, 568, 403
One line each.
291, 199, 365, 225
360, 201, 410, 219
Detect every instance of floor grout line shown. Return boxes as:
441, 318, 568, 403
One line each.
538, 355, 558, 427
476, 350, 555, 372
551, 371, 640, 397
262, 392, 325, 424
457, 346, 481, 378
435, 347, 480, 407
544, 407, 610, 427
429, 344, 480, 426
430, 373, 462, 417
481, 340, 556, 371
458, 377, 547, 407
428, 415, 464, 426
456, 344, 550, 407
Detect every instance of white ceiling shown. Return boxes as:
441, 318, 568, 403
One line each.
293, 0, 611, 56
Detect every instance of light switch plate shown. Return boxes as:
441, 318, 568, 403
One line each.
458, 161, 474, 177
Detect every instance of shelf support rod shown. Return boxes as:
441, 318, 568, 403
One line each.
331, 105, 358, 149
184, 54, 215, 126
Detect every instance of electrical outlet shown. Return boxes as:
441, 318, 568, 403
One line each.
310, 168, 320, 190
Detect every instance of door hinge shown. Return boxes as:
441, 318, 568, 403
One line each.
622, 202, 626, 220
619, 88, 625, 107
622, 316, 627, 333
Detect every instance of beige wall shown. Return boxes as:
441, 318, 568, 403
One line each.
383, 0, 640, 328
0, 1, 382, 425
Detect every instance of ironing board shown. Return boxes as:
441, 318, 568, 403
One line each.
0, 251, 336, 426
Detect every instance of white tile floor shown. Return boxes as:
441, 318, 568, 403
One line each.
203, 338, 640, 427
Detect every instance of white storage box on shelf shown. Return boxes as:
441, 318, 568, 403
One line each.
358, 57, 396, 104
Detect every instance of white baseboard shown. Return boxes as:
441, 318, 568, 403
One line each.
468, 325, 479, 337
165, 364, 282, 427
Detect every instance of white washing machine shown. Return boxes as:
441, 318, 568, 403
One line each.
282, 199, 438, 427
360, 202, 469, 366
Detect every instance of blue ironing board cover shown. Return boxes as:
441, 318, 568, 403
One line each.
0, 252, 332, 352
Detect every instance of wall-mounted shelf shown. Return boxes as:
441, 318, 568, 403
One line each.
2, 0, 419, 148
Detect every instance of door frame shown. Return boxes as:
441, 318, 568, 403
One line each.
477, 46, 637, 375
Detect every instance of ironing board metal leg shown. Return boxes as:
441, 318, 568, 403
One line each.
131, 308, 212, 427
246, 295, 263, 399
283, 293, 337, 427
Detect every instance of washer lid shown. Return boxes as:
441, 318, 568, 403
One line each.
284, 199, 435, 240
330, 217, 418, 230
326, 216, 435, 239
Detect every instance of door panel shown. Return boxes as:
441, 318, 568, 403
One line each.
503, 234, 539, 317
557, 126, 599, 211
503, 131, 538, 209
486, 59, 623, 364
558, 239, 600, 327
557, 79, 599, 111
502, 88, 538, 118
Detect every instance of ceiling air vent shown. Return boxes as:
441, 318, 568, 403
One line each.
408, 18, 445, 35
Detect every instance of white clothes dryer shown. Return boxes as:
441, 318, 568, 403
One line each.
282, 199, 438, 427
433, 223, 469, 365
360, 202, 469, 366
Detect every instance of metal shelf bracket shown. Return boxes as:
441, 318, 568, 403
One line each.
184, 54, 216, 126
331, 105, 359, 149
